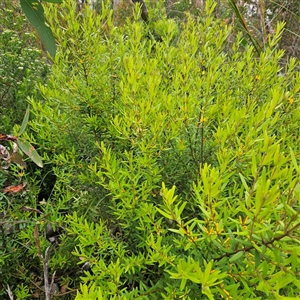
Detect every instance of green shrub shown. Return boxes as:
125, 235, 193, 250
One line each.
0, 2, 52, 298
0, 0, 49, 133
3, 0, 299, 298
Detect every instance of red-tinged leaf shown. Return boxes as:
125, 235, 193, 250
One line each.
17, 139, 43, 168
0, 134, 18, 141
11, 152, 27, 168
21, 206, 43, 214
3, 182, 26, 194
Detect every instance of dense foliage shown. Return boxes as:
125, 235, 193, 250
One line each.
1, 0, 299, 299
0, 0, 49, 133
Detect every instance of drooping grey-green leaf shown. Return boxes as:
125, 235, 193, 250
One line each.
17, 138, 43, 168
20, 0, 56, 57
19, 106, 30, 136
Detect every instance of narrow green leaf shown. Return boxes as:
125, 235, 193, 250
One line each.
20, 0, 56, 57
274, 275, 294, 292
17, 139, 43, 167
156, 207, 172, 220
238, 173, 249, 191
229, 251, 244, 263
176, 202, 187, 217
203, 261, 213, 285
290, 148, 299, 172
179, 278, 187, 291
19, 106, 30, 136
254, 249, 260, 268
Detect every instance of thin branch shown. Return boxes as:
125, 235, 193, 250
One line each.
42, 246, 51, 300
49, 270, 56, 295
6, 284, 14, 300
214, 221, 300, 261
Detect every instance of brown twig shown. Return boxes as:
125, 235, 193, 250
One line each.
214, 221, 300, 261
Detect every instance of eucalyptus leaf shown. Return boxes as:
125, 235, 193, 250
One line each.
17, 139, 43, 167
19, 106, 30, 136
20, 0, 56, 57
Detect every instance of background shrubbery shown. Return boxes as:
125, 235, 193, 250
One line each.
0, 0, 49, 132
1, 0, 299, 299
